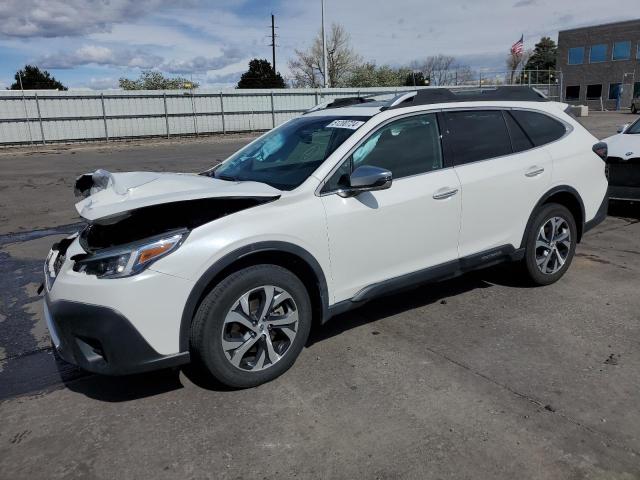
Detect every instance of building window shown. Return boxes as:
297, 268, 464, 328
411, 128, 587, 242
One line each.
589, 44, 607, 63
609, 83, 622, 100
586, 84, 603, 100
612, 41, 631, 60
568, 47, 584, 65
637, 43, 640, 60
565, 85, 580, 100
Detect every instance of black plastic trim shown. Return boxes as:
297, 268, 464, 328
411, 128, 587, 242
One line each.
584, 192, 609, 233
179, 242, 329, 350
389, 86, 548, 110
46, 298, 190, 375
328, 245, 523, 316
519, 185, 586, 248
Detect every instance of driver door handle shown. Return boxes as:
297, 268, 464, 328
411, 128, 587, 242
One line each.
433, 187, 459, 200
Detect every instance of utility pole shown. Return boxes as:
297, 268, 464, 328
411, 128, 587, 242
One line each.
321, 0, 328, 88
270, 14, 277, 73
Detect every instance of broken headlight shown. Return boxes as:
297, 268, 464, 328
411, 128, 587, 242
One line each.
73, 231, 187, 279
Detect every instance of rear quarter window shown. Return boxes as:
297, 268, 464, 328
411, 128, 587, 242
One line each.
510, 110, 567, 147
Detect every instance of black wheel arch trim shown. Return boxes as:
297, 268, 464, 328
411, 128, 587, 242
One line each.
179, 241, 330, 352
520, 185, 586, 249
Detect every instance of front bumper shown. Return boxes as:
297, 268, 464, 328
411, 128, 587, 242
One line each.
43, 235, 194, 375
44, 296, 190, 375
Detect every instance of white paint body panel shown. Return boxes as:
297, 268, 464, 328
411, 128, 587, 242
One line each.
321, 170, 461, 302
75, 171, 281, 221
454, 147, 553, 257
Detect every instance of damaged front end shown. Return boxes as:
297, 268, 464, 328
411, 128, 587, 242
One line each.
70, 169, 280, 278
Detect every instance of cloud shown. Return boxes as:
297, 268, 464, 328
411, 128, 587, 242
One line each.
86, 76, 120, 89
160, 47, 246, 73
38, 45, 162, 69
513, 0, 538, 7
0, 0, 194, 38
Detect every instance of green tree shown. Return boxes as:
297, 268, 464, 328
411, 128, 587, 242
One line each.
346, 63, 409, 87
10, 65, 67, 90
237, 59, 286, 89
118, 71, 199, 90
522, 37, 557, 83
404, 71, 429, 86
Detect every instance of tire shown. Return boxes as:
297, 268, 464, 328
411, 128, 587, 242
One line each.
190, 264, 312, 388
522, 203, 577, 286
632, 104, 638, 114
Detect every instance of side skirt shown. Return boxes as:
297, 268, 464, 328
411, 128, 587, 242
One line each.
326, 245, 524, 320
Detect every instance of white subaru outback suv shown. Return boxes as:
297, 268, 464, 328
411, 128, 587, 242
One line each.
43, 87, 609, 388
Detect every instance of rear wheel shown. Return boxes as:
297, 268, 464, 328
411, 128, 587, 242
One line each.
190, 264, 312, 388
523, 203, 577, 286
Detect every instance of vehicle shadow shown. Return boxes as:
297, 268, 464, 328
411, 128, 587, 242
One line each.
61, 263, 533, 400
308, 262, 529, 346
608, 201, 640, 219
64, 367, 186, 401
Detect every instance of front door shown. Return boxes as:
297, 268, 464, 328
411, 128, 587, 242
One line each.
320, 113, 461, 303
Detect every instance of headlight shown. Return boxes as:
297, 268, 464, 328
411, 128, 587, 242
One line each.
72, 231, 187, 279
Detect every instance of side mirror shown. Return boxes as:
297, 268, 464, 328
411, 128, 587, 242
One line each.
617, 123, 630, 133
338, 165, 392, 198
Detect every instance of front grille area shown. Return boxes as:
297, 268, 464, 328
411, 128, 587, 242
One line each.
606, 157, 640, 188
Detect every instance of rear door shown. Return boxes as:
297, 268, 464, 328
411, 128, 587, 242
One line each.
440, 109, 554, 257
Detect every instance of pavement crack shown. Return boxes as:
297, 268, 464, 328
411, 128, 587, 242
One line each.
421, 344, 640, 458
1, 346, 53, 363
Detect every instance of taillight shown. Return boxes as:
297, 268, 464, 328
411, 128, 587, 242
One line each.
592, 142, 608, 161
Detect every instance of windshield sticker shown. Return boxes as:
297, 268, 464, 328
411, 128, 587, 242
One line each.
326, 119, 365, 130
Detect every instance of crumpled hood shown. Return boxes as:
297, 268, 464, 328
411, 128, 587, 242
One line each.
75, 170, 281, 221
602, 133, 640, 159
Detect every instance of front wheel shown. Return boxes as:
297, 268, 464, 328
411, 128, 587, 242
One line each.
190, 264, 312, 388
522, 203, 577, 286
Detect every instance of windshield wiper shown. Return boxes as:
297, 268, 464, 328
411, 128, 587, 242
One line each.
215, 173, 239, 182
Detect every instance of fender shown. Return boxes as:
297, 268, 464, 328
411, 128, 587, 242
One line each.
519, 185, 586, 249
178, 241, 329, 351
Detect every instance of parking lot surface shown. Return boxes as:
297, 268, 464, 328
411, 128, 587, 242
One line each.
1, 113, 639, 479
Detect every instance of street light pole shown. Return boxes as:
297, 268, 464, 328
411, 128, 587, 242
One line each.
321, 0, 328, 88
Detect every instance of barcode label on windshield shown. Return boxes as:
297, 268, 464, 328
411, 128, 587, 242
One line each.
326, 120, 365, 130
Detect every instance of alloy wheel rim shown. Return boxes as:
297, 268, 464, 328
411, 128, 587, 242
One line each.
221, 285, 299, 371
535, 216, 572, 275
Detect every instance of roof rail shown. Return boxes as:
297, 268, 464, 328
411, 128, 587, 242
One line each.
304, 96, 374, 114
387, 86, 549, 109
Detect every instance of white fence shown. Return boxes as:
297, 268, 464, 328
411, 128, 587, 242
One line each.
0, 87, 422, 146
0, 83, 561, 146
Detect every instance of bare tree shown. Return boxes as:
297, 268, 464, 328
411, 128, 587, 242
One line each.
506, 49, 534, 84
288, 23, 361, 87
410, 55, 473, 86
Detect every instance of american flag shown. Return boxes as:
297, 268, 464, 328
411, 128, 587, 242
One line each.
511, 35, 524, 55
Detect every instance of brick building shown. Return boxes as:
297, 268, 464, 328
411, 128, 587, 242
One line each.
557, 19, 640, 110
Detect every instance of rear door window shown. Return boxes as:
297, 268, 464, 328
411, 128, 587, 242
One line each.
510, 110, 566, 147
442, 110, 512, 165
504, 111, 534, 152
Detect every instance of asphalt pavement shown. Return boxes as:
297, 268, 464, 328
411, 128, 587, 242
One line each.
1, 113, 639, 479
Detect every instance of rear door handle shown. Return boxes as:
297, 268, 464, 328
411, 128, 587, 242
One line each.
433, 187, 459, 200
525, 166, 545, 177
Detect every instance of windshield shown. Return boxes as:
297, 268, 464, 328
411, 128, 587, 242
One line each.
213, 115, 369, 190
625, 118, 640, 134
